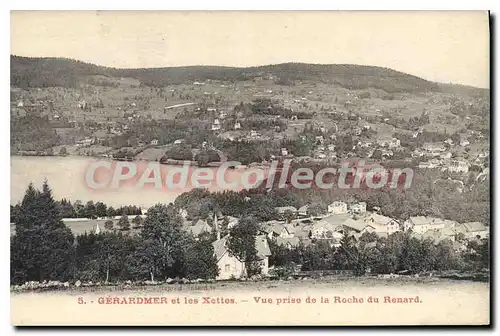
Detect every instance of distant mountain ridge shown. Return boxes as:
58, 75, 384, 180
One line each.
10, 55, 488, 95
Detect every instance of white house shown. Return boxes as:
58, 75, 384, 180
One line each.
342, 218, 376, 234
298, 205, 309, 217
266, 223, 295, 239
458, 222, 489, 239
310, 214, 350, 239
448, 160, 470, 174
404, 216, 447, 234
150, 139, 159, 145
363, 213, 400, 235
328, 201, 348, 214
349, 202, 367, 214
212, 235, 271, 280
211, 119, 221, 131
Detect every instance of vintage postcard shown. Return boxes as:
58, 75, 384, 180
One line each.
10, 10, 490, 326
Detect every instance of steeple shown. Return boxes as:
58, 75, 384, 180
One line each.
95, 223, 101, 235
214, 212, 220, 240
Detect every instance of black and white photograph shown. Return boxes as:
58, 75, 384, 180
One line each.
9, 10, 490, 326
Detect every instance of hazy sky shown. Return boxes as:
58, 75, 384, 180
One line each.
11, 11, 490, 88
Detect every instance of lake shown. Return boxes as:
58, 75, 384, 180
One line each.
10, 156, 256, 207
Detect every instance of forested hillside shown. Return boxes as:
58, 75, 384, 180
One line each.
11, 55, 442, 93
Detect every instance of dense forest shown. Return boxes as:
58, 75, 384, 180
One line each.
11, 55, 445, 93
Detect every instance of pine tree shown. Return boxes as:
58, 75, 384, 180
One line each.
11, 181, 75, 284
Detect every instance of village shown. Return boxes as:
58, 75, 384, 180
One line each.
10, 58, 490, 288
10, 197, 489, 283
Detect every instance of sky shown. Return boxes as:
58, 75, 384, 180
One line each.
11, 11, 490, 88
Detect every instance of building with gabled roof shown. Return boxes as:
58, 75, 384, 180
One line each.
457, 222, 489, 239
212, 234, 271, 280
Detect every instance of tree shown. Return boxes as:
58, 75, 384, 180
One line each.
133, 204, 189, 281
85, 201, 97, 219
227, 216, 261, 277
59, 146, 68, 156
107, 206, 115, 218
166, 144, 193, 161
282, 210, 297, 223
118, 214, 130, 231
195, 149, 221, 167
132, 215, 143, 228
11, 181, 75, 284
75, 231, 136, 283
183, 237, 219, 280
371, 149, 383, 161
334, 232, 365, 275
104, 220, 114, 230
95, 202, 108, 218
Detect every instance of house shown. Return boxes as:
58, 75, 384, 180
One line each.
179, 208, 188, 219
267, 223, 294, 239
225, 216, 240, 229
404, 216, 447, 234
275, 236, 300, 249
349, 202, 367, 215
186, 219, 212, 237
281, 148, 289, 156
212, 235, 271, 280
211, 119, 221, 131
150, 139, 159, 146
448, 159, 469, 174
310, 214, 350, 239
342, 218, 375, 234
444, 138, 454, 146
234, 122, 241, 130
377, 137, 400, 149
298, 205, 309, 218
460, 139, 470, 147
174, 139, 184, 145
363, 213, 400, 235
458, 222, 489, 239
327, 201, 348, 214
422, 229, 451, 245
440, 152, 452, 160
423, 143, 446, 153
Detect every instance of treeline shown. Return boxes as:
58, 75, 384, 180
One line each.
248, 98, 311, 119
269, 231, 489, 276
173, 165, 490, 227
10, 198, 143, 222
11, 56, 440, 93
11, 182, 219, 285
